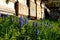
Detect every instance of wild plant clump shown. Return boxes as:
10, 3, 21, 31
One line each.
0, 15, 60, 40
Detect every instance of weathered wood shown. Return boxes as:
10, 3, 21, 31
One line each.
14, 0, 19, 16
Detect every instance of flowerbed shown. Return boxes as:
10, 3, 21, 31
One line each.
0, 15, 60, 40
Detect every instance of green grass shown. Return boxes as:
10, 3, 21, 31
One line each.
0, 15, 60, 40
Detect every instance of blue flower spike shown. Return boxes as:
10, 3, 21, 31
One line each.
36, 29, 40, 36
25, 19, 28, 25
20, 21, 24, 29
20, 16, 22, 21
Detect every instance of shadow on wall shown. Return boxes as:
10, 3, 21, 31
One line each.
45, 7, 60, 21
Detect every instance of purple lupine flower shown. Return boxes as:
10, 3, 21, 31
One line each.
23, 17, 26, 22
33, 22, 37, 27
20, 16, 22, 20
20, 21, 24, 28
22, 18, 25, 23
20, 16, 25, 24
36, 29, 40, 36
25, 19, 28, 25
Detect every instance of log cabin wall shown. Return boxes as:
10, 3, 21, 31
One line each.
41, 2, 45, 19
19, 3, 28, 16
30, 0, 36, 17
36, 0, 42, 19
0, 0, 45, 20
16, 0, 29, 17
0, 0, 15, 15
